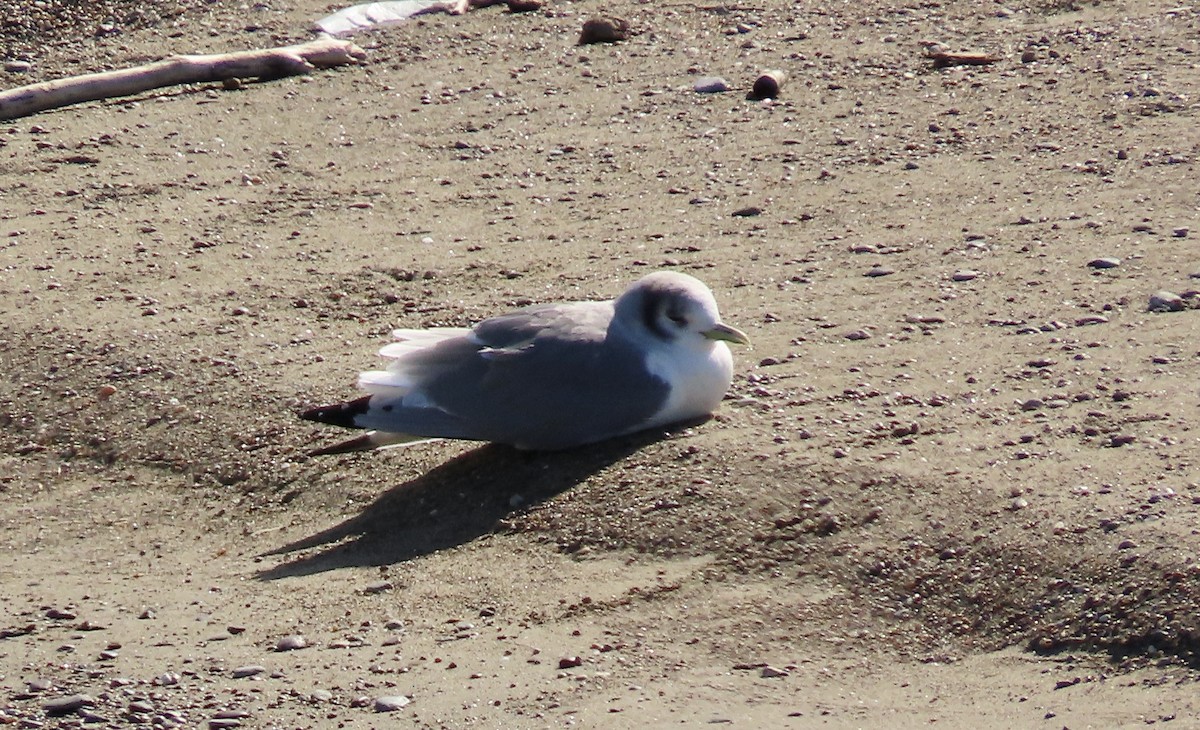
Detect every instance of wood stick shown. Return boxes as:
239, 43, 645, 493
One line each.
0, 37, 366, 121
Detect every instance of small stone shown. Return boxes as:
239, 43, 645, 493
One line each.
97, 384, 118, 400
209, 720, 242, 729
844, 329, 872, 341
731, 206, 762, 217
761, 666, 789, 678
578, 16, 629, 45
44, 694, 96, 716
693, 76, 730, 94
864, 266, 894, 277
1172, 227, 1189, 238
27, 678, 54, 692
275, 635, 307, 651
1117, 539, 1138, 550
558, 656, 584, 669
1087, 257, 1120, 269
1109, 434, 1136, 447
1020, 398, 1043, 411
1020, 49, 1037, 63
750, 70, 786, 99
362, 580, 393, 594
506, 0, 542, 11
45, 607, 76, 620
231, 665, 266, 679
1075, 315, 1109, 326
951, 270, 980, 282
1008, 497, 1029, 511
1148, 290, 1185, 312
374, 695, 411, 712
4, 60, 32, 72
310, 690, 334, 703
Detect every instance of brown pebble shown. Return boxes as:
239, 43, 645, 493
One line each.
558, 656, 584, 669
750, 69, 786, 99
507, 0, 542, 10
578, 16, 629, 44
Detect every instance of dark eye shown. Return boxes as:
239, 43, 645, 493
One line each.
667, 311, 688, 327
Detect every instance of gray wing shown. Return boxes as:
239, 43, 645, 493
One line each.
356, 301, 671, 450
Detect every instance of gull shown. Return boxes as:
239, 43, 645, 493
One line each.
301, 271, 750, 455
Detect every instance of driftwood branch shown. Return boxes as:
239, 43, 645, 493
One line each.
0, 37, 366, 121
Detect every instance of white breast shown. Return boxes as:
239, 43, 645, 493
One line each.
640, 341, 734, 430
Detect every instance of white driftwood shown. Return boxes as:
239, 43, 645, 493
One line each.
0, 37, 366, 121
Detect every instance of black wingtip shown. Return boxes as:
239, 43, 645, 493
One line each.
299, 395, 372, 428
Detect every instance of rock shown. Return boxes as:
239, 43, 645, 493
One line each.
506, 0, 542, 11
4, 60, 32, 73
558, 656, 584, 669
761, 665, 789, 678
951, 270, 980, 281
1087, 257, 1120, 269
693, 76, 730, 94
44, 694, 96, 716
731, 206, 763, 217
1075, 315, 1109, 326
750, 70, 787, 99
362, 580, 393, 594
374, 695, 411, 712
844, 329, 872, 341
310, 689, 334, 703
578, 17, 629, 44
1148, 290, 1185, 312
1172, 226, 1189, 238
864, 266, 895, 277
275, 634, 307, 651
231, 665, 266, 678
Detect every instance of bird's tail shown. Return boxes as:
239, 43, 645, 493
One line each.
300, 397, 435, 456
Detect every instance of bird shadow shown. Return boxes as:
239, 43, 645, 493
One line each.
254, 425, 691, 580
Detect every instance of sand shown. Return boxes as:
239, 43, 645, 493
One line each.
2, 0, 1199, 726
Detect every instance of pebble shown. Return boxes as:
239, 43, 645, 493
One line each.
1087, 257, 1120, 269
1147, 290, 1185, 312
693, 76, 730, 93
951, 270, 980, 281
4, 60, 33, 72
1172, 226, 1189, 238
578, 16, 629, 44
363, 580, 393, 594
844, 329, 872, 341
864, 266, 895, 277
1075, 315, 1109, 326
761, 665, 789, 678
45, 607, 76, 620
310, 690, 334, 703
27, 678, 53, 692
209, 720, 242, 729
751, 69, 786, 99
558, 656, 584, 669
231, 665, 266, 678
275, 634, 307, 651
44, 694, 95, 716
374, 695, 411, 712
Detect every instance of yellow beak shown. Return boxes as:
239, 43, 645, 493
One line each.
703, 322, 751, 345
